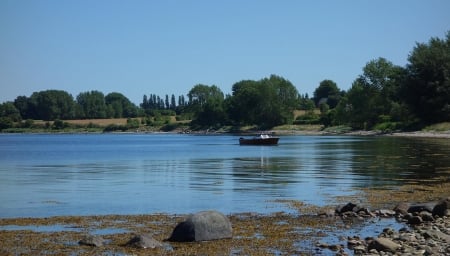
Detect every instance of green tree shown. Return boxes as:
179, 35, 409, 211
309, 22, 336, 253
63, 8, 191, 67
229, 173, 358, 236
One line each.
226, 80, 260, 125
0, 102, 21, 129
336, 58, 404, 129
188, 84, 225, 127
76, 91, 107, 119
298, 94, 315, 110
401, 32, 450, 123
29, 90, 75, 120
188, 84, 223, 106
170, 94, 176, 110
13, 96, 33, 120
227, 75, 299, 128
105, 92, 138, 118
313, 80, 341, 108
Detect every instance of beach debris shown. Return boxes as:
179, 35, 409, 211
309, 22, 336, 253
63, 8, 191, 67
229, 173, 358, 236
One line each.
166, 210, 232, 242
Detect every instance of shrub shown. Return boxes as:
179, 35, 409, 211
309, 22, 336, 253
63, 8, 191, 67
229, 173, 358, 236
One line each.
160, 123, 179, 132
52, 119, 69, 129
103, 124, 128, 132
0, 117, 14, 130
126, 118, 140, 129
373, 122, 400, 132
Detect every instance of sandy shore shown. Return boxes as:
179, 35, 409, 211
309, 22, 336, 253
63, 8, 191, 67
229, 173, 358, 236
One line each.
1, 177, 449, 255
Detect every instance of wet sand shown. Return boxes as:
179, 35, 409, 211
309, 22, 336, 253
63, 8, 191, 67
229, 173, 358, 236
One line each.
1, 176, 449, 255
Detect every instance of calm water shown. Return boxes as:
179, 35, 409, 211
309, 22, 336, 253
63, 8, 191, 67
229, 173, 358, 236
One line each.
0, 134, 449, 218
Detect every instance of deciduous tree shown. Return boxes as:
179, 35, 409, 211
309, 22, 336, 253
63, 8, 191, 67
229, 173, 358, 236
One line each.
402, 31, 450, 123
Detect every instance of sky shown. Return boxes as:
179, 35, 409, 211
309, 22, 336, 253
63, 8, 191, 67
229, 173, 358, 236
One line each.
1, 0, 449, 105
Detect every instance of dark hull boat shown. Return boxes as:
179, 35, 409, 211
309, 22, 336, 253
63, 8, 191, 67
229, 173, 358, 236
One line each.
239, 134, 279, 145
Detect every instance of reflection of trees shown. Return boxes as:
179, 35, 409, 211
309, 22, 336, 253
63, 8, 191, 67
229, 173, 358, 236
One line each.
186, 148, 303, 195
303, 137, 357, 188
231, 157, 298, 182
348, 137, 450, 187
185, 136, 450, 198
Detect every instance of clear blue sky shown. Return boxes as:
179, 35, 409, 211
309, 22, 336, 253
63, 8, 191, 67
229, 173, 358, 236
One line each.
1, 0, 449, 105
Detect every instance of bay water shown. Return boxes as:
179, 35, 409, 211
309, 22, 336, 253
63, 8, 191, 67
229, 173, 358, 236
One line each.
0, 133, 449, 218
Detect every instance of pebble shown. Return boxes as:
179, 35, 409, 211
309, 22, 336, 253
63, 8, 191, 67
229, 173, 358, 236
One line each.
316, 200, 450, 255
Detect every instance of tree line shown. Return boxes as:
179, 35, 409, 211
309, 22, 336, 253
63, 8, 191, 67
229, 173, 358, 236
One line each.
1, 32, 449, 131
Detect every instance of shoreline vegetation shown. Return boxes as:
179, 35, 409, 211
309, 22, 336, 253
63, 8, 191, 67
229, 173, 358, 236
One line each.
1, 176, 449, 255
1, 118, 449, 139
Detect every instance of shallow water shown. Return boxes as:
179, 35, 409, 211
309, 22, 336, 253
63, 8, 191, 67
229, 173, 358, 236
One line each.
0, 134, 449, 218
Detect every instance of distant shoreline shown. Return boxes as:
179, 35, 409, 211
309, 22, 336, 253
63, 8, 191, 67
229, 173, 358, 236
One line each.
2, 126, 450, 138
272, 129, 450, 138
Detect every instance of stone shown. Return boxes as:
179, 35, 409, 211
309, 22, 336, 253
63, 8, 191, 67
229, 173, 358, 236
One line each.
407, 215, 423, 225
378, 209, 396, 217
125, 234, 163, 249
353, 245, 366, 254
432, 197, 450, 217
420, 211, 434, 222
78, 235, 106, 247
315, 242, 329, 248
422, 230, 450, 243
319, 208, 335, 217
368, 237, 401, 253
356, 207, 373, 216
408, 203, 434, 213
336, 202, 357, 214
167, 210, 232, 242
328, 244, 342, 251
393, 202, 410, 216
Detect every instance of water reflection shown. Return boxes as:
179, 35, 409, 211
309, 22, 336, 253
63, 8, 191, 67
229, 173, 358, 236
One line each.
0, 134, 449, 217
348, 137, 450, 186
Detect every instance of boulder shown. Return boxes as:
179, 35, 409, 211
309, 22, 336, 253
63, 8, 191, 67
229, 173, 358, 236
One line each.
125, 234, 163, 249
420, 211, 434, 222
368, 237, 400, 253
167, 210, 232, 242
423, 229, 450, 243
78, 235, 106, 247
432, 197, 450, 217
407, 215, 423, 225
393, 202, 410, 215
335, 202, 357, 214
408, 203, 434, 213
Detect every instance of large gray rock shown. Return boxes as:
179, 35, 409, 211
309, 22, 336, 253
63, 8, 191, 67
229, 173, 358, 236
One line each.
167, 210, 232, 242
125, 234, 163, 249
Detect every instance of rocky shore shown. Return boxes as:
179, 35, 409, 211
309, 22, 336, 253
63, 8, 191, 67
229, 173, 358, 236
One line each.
0, 200, 449, 255
316, 198, 450, 255
1, 178, 449, 255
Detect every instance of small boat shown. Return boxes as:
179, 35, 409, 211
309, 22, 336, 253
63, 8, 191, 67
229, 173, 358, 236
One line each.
239, 134, 279, 145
